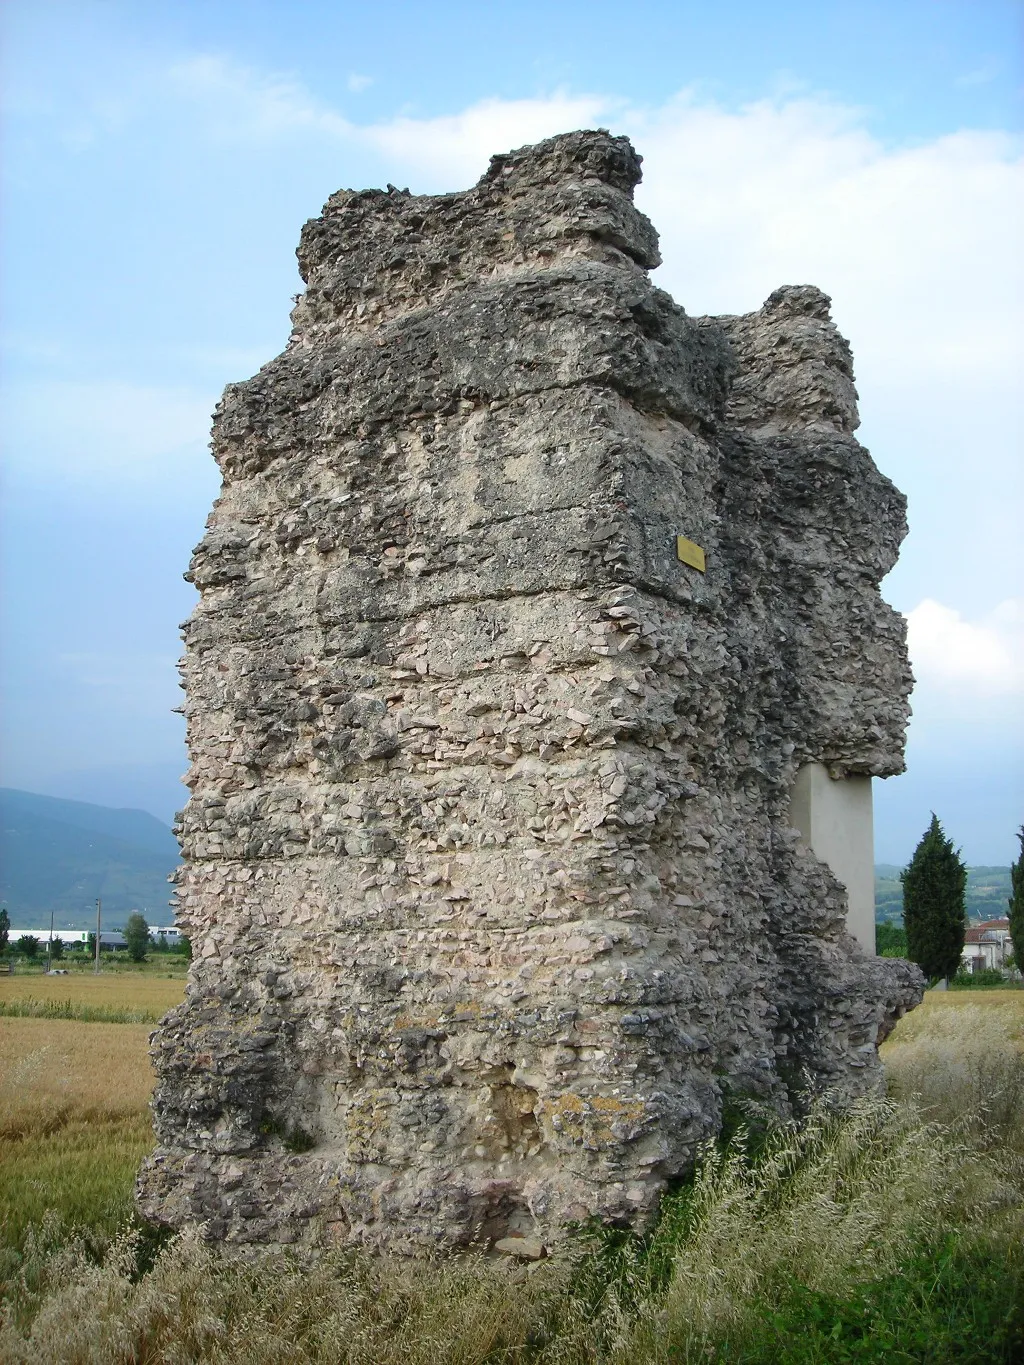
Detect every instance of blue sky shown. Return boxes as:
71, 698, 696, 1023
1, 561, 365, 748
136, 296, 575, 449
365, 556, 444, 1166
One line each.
2, 0, 1021, 863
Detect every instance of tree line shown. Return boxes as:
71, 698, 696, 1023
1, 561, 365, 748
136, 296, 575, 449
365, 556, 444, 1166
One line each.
0, 909, 190, 965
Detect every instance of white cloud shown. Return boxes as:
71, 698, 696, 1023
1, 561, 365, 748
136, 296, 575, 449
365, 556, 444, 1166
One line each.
955, 65, 999, 89
167, 55, 353, 141
627, 105, 1022, 386
346, 74, 373, 94
907, 598, 1024, 695
360, 94, 613, 186
164, 58, 609, 185
165, 62, 1021, 390
166, 56, 607, 176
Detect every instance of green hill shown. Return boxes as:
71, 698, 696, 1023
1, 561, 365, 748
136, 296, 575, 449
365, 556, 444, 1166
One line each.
0, 788, 180, 929
875, 862, 1011, 925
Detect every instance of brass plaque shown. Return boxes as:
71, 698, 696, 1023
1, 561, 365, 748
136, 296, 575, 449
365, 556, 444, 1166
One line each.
676, 536, 706, 573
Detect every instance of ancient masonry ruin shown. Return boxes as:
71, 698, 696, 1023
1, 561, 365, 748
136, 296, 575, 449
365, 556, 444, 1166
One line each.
138, 131, 923, 1252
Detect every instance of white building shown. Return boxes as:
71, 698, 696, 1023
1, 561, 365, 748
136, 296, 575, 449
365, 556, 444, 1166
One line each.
961, 919, 1013, 974
10, 928, 126, 948
10, 928, 89, 946
9, 924, 180, 948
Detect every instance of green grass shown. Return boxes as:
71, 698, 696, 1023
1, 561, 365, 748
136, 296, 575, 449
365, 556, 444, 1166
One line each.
0, 1118, 153, 1254
0, 1014, 157, 1258
950, 968, 1015, 990
3, 954, 189, 976
732, 1236, 1023, 1364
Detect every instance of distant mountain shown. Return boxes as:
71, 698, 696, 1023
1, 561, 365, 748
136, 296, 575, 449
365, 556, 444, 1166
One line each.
875, 862, 1011, 925
0, 788, 180, 929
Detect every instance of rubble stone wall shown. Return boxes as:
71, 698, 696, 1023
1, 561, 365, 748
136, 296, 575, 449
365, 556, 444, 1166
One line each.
138, 130, 923, 1252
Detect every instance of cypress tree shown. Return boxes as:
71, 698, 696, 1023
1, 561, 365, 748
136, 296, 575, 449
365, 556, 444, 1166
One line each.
901, 814, 967, 982
1009, 826, 1024, 971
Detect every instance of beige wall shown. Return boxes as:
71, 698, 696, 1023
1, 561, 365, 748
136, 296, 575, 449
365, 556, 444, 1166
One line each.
791, 763, 876, 954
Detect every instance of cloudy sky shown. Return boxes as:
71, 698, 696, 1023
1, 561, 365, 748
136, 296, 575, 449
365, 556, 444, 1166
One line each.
2, 0, 1021, 863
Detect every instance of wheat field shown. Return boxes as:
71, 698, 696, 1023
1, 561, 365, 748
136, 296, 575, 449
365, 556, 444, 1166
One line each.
0, 1017, 156, 1136
882, 991, 1024, 1156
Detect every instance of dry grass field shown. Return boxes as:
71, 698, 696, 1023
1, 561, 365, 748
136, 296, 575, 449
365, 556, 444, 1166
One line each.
0, 1017, 156, 1135
899, 986, 1024, 1015
883, 987, 1024, 1056
882, 988, 1024, 1155
0, 971, 186, 1016
0, 980, 1020, 1362
0, 969, 183, 1251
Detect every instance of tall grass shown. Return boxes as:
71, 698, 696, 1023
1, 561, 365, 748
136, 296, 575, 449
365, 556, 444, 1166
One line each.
0, 1221, 571, 1365
0, 998, 163, 1024
588, 1097, 1022, 1363
883, 998, 1024, 1150
0, 1018, 157, 1251
0, 996, 1021, 1362
0, 1119, 154, 1256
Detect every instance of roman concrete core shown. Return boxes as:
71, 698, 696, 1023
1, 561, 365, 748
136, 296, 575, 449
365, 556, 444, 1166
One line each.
138, 130, 923, 1253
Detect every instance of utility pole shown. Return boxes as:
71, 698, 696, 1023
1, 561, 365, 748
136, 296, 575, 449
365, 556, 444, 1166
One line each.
46, 906, 54, 973
94, 897, 102, 974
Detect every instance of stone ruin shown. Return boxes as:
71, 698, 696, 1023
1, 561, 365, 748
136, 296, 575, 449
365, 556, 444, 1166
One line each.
138, 130, 924, 1252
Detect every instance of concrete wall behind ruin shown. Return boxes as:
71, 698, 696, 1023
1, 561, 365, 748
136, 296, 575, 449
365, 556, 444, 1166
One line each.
791, 764, 876, 954
138, 130, 923, 1253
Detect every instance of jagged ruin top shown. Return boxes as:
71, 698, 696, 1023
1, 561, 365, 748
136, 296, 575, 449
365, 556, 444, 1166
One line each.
297, 131, 660, 320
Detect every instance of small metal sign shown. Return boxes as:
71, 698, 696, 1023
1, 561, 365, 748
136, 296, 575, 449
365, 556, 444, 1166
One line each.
676, 536, 706, 573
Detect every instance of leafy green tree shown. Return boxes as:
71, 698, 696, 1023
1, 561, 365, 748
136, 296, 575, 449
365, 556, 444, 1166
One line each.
875, 922, 907, 957
48, 934, 64, 962
902, 814, 967, 982
1009, 826, 1024, 973
0, 906, 9, 956
124, 912, 150, 963
19, 934, 39, 959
